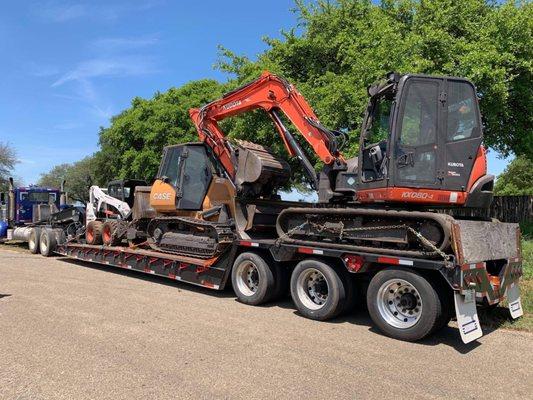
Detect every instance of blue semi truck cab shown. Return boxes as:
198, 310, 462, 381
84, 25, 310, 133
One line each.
0, 178, 61, 228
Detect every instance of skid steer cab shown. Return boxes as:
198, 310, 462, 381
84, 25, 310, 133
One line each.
85, 179, 147, 246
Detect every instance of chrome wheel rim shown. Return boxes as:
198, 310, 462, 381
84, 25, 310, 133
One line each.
377, 279, 422, 329
296, 268, 329, 310
40, 236, 48, 254
235, 261, 259, 297
29, 234, 36, 250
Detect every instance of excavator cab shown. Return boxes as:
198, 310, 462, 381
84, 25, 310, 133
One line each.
151, 143, 222, 213
353, 73, 493, 208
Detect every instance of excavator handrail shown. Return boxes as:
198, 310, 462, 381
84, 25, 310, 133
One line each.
189, 71, 344, 178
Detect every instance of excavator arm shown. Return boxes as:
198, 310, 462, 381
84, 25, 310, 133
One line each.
189, 71, 344, 182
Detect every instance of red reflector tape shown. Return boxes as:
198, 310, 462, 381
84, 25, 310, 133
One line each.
377, 257, 399, 264
298, 247, 323, 255
377, 257, 413, 266
240, 241, 259, 247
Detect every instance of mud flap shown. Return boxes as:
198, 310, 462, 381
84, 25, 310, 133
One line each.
454, 290, 483, 343
506, 283, 523, 319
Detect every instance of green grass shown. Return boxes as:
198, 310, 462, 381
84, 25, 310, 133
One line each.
478, 239, 533, 332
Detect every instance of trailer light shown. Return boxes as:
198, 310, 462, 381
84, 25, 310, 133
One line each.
344, 255, 364, 272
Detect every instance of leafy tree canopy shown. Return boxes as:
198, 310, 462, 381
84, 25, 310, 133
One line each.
218, 0, 532, 160
38, 156, 98, 202
41, 0, 532, 189
494, 156, 533, 195
95, 79, 225, 183
0, 142, 17, 192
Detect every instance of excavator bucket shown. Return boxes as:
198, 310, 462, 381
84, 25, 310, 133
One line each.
234, 140, 291, 197
451, 219, 521, 264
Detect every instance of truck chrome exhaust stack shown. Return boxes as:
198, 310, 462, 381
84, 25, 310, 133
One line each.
60, 179, 67, 207
8, 177, 15, 224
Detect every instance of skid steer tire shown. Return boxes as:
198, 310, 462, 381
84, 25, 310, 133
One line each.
28, 227, 41, 254
367, 268, 442, 342
86, 221, 103, 245
290, 259, 347, 321
102, 220, 123, 246
231, 252, 276, 306
39, 229, 57, 257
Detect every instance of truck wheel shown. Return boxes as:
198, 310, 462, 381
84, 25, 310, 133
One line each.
86, 221, 103, 245
28, 227, 41, 254
367, 268, 442, 342
291, 259, 346, 321
102, 221, 122, 246
231, 252, 276, 305
39, 229, 57, 257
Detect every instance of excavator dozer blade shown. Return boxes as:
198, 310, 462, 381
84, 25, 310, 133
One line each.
451, 220, 521, 264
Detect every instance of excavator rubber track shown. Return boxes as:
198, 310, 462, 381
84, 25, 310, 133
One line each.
276, 207, 455, 259
147, 216, 234, 259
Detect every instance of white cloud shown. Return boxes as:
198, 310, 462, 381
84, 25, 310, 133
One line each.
32, 1, 163, 23
90, 35, 159, 53
51, 57, 158, 87
26, 63, 60, 77
53, 122, 82, 130
33, 2, 87, 22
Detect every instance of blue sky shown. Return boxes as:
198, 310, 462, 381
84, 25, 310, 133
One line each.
0, 0, 511, 185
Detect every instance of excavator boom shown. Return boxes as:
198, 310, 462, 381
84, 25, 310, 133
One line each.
189, 71, 343, 183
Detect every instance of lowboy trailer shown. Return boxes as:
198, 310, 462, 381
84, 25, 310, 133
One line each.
48, 216, 523, 344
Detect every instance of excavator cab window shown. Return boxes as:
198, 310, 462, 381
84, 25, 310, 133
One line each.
158, 144, 213, 210
361, 92, 393, 182
446, 81, 479, 142
395, 79, 440, 186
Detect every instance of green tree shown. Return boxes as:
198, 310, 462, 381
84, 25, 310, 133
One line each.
494, 156, 533, 195
0, 142, 17, 192
38, 156, 98, 202
96, 79, 225, 183
218, 0, 533, 160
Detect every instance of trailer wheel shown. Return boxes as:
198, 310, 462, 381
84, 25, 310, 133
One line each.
231, 252, 276, 305
432, 283, 454, 333
28, 227, 41, 254
102, 221, 123, 246
39, 229, 57, 257
291, 259, 346, 321
367, 268, 442, 341
86, 221, 103, 245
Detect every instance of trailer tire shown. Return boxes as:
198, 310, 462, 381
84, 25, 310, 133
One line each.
28, 227, 41, 254
291, 259, 346, 321
271, 263, 290, 301
102, 220, 123, 246
86, 221, 103, 245
39, 229, 57, 257
232, 252, 276, 305
432, 283, 454, 333
367, 268, 442, 342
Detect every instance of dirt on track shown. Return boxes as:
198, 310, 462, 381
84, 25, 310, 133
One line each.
0, 249, 532, 400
